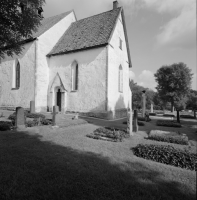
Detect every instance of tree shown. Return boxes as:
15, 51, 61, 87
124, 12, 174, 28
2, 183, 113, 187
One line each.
0, 0, 45, 59
154, 62, 193, 122
186, 90, 197, 119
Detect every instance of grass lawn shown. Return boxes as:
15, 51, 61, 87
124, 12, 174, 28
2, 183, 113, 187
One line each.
0, 121, 196, 200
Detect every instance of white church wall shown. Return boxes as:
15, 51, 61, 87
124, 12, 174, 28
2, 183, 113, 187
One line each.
107, 12, 130, 114
0, 41, 36, 109
49, 47, 107, 112
35, 12, 76, 112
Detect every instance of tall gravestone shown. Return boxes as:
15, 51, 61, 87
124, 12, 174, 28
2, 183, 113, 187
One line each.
30, 101, 35, 113
52, 105, 59, 126
16, 107, 26, 130
127, 91, 133, 136
142, 91, 146, 117
133, 109, 138, 132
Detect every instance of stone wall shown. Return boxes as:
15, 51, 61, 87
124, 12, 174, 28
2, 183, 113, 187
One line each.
49, 47, 107, 112
0, 41, 35, 109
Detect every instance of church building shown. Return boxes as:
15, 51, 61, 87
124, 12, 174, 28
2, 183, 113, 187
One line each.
0, 1, 132, 119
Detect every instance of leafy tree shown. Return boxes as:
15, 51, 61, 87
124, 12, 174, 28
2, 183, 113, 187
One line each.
0, 0, 45, 59
186, 90, 197, 118
154, 62, 193, 122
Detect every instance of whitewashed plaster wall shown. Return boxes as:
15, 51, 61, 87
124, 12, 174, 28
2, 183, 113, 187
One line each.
0, 41, 35, 108
36, 12, 76, 112
49, 47, 107, 112
107, 13, 131, 112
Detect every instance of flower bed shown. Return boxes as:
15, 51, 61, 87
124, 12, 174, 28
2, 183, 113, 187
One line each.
156, 120, 182, 127
86, 127, 129, 142
147, 134, 188, 145
132, 144, 197, 171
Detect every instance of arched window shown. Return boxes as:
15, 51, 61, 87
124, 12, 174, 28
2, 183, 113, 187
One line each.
71, 61, 78, 91
119, 65, 123, 92
12, 59, 20, 89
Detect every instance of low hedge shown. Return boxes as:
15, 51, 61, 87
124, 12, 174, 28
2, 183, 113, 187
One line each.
132, 144, 197, 171
87, 127, 129, 142
149, 113, 156, 116
156, 120, 182, 127
138, 121, 145, 126
163, 114, 175, 117
147, 134, 188, 145
180, 115, 195, 119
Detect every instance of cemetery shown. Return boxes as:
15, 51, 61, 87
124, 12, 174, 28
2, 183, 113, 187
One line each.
0, 1, 196, 199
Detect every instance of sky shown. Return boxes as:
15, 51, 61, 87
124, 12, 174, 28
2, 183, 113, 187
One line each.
43, 0, 196, 91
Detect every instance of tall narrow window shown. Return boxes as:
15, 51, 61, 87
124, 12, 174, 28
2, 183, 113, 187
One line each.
12, 59, 20, 89
119, 38, 122, 50
119, 65, 123, 92
16, 61, 20, 88
71, 61, 78, 91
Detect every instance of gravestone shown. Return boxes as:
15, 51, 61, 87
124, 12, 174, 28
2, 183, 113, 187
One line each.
142, 91, 146, 117
16, 107, 26, 130
30, 101, 35, 113
150, 103, 153, 113
133, 109, 138, 132
52, 106, 59, 126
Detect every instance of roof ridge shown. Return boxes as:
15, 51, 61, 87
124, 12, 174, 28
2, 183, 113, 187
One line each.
76, 7, 122, 22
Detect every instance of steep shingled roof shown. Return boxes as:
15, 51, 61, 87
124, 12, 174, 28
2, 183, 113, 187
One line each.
32, 10, 73, 38
48, 8, 121, 56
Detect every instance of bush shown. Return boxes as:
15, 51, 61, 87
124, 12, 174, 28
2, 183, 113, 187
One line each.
138, 116, 151, 122
138, 121, 145, 126
163, 114, 175, 117
132, 144, 197, 171
26, 120, 38, 127
41, 119, 52, 125
26, 118, 52, 127
180, 115, 195, 119
0, 121, 13, 131
147, 134, 188, 145
149, 113, 156, 116
87, 127, 129, 142
26, 113, 45, 119
156, 120, 182, 127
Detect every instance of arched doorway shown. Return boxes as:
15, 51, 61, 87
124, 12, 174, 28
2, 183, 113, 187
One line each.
56, 88, 61, 111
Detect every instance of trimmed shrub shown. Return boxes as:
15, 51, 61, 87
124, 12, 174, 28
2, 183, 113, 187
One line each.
132, 144, 197, 171
26, 120, 37, 127
163, 114, 175, 117
147, 134, 188, 145
87, 127, 129, 142
41, 119, 52, 125
138, 116, 151, 122
180, 115, 195, 119
149, 113, 156, 116
0, 121, 13, 131
156, 120, 182, 127
138, 121, 145, 126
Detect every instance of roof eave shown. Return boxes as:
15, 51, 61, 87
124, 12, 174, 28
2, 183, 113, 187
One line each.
47, 43, 108, 57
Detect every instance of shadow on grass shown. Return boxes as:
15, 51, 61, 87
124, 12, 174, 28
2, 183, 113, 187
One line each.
0, 130, 195, 200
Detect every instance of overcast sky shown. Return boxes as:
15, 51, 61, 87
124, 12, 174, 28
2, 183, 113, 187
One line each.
43, 0, 196, 91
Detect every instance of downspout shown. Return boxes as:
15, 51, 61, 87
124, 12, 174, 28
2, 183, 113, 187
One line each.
105, 45, 109, 111
34, 39, 38, 106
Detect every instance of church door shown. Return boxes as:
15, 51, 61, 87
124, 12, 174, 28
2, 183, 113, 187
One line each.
57, 89, 61, 111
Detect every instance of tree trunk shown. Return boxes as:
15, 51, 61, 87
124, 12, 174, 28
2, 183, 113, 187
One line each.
194, 110, 196, 119
177, 110, 180, 123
